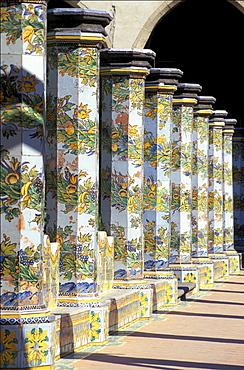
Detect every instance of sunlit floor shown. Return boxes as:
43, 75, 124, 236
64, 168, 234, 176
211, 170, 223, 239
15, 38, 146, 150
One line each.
54, 272, 244, 370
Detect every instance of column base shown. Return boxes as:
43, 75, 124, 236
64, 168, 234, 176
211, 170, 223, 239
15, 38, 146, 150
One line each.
0, 310, 55, 369
143, 270, 178, 306
224, 250, 241, 274
169, 263, 200, 293
208, 254, 229, 280
191, 257, 215, 289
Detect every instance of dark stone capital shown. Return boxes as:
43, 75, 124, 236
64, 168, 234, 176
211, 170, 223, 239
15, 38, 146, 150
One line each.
209, 110, 228, 128
146, 68, 183, 85
47, 8, 112, 35
100, 48, 156, 77
223, 118, 237, 133
173, 83, 202, 107
194, 96, 216, 117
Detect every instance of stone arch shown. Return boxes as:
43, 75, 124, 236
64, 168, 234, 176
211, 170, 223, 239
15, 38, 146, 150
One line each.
133, 0, 244, 48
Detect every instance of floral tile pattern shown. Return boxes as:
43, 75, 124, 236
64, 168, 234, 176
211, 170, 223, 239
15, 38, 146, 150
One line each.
232, 137, 244, 248
143, 87, 174, 271
46, 40, 100, 297
222, 130, 235, 251
0, 2, 46, 310
170, 105, 194, 263
208, 126, 224, 253
100, 74, 148, 280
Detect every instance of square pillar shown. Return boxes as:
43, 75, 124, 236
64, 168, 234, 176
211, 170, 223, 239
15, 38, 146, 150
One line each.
169, 83, 202, 289
232, 129, 244, 262
208, 110, 229, 279
143, 68, 182, 275
191, 96, 216, 287
45, 9, 112, 303
100, 48, 155, 280
0, 1, 56, 369
223, 119, 240, 273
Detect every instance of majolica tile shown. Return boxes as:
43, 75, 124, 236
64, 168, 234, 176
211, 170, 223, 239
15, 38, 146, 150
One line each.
46, 24, 102, 297
100, 50, 155, 280
192, 97, 215, 258
232, 134, 244, 249
0, 2, 46, 313
143, 83, 172, 272
222, 119, 236, 251
208, 111, 227, 254
170, 83, 201, 264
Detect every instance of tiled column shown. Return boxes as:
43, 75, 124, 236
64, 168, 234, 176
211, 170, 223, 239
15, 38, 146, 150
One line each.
45, 9, 112, 303
169, 83, 202, 287
232, 128, 244, 261
100, 48, 155, 281
143, 68, 182, 274
192, 96, 215, 257
223, 119, 240, 273
208, 110, 229, 279
191, 96, 216, 287
0, 1, 55, 369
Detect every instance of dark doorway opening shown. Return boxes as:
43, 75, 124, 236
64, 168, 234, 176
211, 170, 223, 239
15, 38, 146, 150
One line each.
48, 0, 73, 9
146, 0, 244, 127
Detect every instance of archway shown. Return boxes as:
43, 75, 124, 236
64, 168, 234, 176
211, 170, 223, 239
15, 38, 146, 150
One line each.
145, 0, 244, 126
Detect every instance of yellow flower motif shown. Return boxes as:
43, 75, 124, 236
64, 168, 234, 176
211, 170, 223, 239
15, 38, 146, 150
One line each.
140, 292, 148, 317
145, 108, 157, 120
90, 312, 101, 341
24, 328, 49, 366
23, 25, 34, 44
144, 141, 151, 149
184, 273, 196, 283
74, 102, 91, 120
17, 73, 38, 93
157, 135, 167, 145
128, 125, 138, 137
0, 329, 18, 366
0, 8, 9, 22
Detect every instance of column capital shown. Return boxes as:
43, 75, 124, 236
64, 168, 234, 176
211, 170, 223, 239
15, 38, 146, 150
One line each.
100, 48, 155, 77
145, 68, 183, 94
173, 83, 202, 107
209, 110, 228, 128
223, 118, 237, 134
47, 8, 112, 46
194, 96, 216, 117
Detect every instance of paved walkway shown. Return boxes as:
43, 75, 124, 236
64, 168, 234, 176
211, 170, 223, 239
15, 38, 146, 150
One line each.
55, 272, 244, 370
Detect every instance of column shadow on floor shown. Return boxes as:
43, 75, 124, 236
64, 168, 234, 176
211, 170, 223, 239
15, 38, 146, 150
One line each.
81, 353, 244, 370
108, 331, 244, 345
186, 298, 244, 306
153, 310, 244, 320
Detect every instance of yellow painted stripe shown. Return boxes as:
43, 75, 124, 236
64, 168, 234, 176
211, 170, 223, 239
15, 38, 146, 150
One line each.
223, 129, 235, 133
194, 110, 212, 115
145, 85, 177, 91
47, 35, 103, 41
209, 122, 225, 126
173, 98, 197, 104
100, 67, 149, 74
